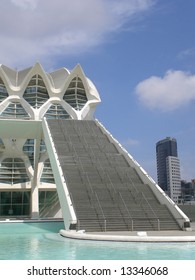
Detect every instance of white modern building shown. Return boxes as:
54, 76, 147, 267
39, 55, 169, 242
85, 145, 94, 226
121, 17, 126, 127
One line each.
0, 63, 100, 219
166, 156, 182, 204
0, 63, 190, 232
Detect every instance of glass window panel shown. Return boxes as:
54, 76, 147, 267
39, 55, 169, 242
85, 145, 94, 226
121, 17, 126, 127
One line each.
23, 75, 49, 109
0, 102, 30, 119
44, 103, 71, 119
39, 191, 46, 204
0, 78, 8, 102
63, 76, 88, 111
1, 205, 10, 216
0, 191, 30, 217
39, 191, 58, 216
23, 191, 30, 203
12, 205, 22, 215
37, 79, 45, 87
40, 159, 55, 183
12, 192, 23, 203
23, 139, 34, 167
28, 79, 36, 86
1, 192, 11, 204
0, 158, 29, 184
22, 204, 30, 215
40, 139, 46, 153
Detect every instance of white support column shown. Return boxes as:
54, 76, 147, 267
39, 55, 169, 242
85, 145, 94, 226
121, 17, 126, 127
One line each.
31, 177, 39, 219
30, 133, 42, 218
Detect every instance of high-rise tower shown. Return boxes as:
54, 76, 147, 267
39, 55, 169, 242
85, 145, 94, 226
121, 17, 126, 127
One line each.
156, 137, 181, 203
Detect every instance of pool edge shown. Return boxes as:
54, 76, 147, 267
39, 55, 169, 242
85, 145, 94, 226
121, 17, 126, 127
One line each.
59, 229, 195, 242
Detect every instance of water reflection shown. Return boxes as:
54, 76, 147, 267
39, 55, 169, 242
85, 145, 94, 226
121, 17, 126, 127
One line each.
0, 222, 195, 260
29, 236, 40, 259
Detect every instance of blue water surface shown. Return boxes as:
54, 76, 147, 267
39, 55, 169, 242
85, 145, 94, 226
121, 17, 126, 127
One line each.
0, 221, 195, 260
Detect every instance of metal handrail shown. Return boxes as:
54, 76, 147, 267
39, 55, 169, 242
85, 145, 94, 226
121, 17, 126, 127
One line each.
125, 171, 140, 201
140, 192, 160, 230
119, 192, 133, 231
76, 217, 165, 232
75, 154, 94, 193
95, 192, 106, 231
69, 192, 77, 215
106, 170, 117, 193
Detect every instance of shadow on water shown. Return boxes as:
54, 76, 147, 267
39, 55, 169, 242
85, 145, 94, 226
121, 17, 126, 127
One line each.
0, 220, 64, 234
23, 220, 64, 233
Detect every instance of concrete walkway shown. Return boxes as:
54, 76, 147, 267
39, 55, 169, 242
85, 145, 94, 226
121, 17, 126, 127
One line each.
60, 222, 195, 242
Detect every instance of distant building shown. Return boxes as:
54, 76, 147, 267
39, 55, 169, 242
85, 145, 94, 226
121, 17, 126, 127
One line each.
156, 137, 181, 203
181, 180, 195, 203
166, 156, 181, 203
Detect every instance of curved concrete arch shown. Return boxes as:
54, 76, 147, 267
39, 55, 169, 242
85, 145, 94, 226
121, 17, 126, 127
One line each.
0, 96, 33, 120
48, 67, 70, 90
38, 98, 76, 120
0, 66, 14, 95
20, 63, 55, 98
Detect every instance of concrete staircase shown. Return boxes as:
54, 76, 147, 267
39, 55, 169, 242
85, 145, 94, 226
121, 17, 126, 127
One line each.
47, 119, 181, 232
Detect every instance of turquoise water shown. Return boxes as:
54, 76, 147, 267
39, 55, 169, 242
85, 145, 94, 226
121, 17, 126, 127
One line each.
0, 221, 195, 260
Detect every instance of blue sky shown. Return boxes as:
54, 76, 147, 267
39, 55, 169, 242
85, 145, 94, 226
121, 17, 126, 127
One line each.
0, 0, 195, 181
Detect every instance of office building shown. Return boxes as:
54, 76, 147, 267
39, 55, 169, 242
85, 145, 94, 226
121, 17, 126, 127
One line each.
166, 156, 181, 203
156, 137, 181, 203
181, 180, 195, 202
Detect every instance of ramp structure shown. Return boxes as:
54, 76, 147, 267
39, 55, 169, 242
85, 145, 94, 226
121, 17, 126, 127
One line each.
43, 119, 190, 232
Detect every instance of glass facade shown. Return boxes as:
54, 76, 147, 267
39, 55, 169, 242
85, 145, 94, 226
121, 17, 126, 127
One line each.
23, 139, 48, 167
0, 191, 30, 217
39, 191, 58, 217
23, 139, 35, 167
23, 75, 49, 109
0, 78, 8, 102
40, 139, 47, 154
0, 158, 29, 185
0, 102, 30, 119
40, 159, 55, 184
63, 76, 88, 110
156, 137, 178, 192
44, 103, 71, 119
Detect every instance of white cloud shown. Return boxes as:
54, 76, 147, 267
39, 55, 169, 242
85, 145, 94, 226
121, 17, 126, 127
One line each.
178, 48, 195, 59
135, 70, 195, 111
11, 0, 38, 10
0, 0, 155, 68
123, 138, 140, 147
109, 0, 155, 19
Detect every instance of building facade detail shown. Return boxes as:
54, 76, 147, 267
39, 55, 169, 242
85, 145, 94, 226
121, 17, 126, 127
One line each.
0, 63, 100, 218
166, 156, 181, 203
